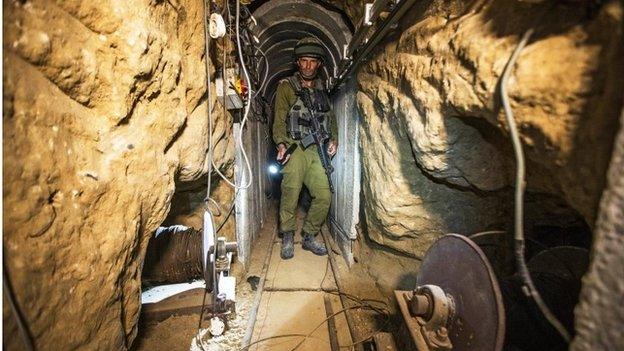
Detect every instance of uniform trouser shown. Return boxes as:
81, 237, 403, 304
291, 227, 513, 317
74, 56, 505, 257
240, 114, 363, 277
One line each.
279, 145, 331, 236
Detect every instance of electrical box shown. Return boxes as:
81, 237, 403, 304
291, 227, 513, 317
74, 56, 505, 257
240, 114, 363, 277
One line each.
216, 68, 244, 110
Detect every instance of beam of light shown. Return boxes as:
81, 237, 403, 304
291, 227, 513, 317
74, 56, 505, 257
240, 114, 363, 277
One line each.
268, 164, 279, 175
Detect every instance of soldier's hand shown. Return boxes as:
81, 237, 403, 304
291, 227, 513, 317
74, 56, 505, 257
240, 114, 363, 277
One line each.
327, 140, 338, 157
277, 144, 291, 164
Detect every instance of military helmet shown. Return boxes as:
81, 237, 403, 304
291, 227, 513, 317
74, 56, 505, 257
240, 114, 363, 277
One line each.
293, 37, 326, 62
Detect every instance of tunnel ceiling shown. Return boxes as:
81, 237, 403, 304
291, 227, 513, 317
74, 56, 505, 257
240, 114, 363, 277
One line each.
250, 0, 352, 103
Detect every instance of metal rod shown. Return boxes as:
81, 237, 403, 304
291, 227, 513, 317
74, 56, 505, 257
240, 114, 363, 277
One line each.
331, 0, 418, 93
320, 228, 364, 351
323, 295, 341, 351
241, 216, 278, 348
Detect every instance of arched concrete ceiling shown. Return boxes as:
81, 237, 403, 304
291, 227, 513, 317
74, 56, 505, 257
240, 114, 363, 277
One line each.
250, 0, 352, 103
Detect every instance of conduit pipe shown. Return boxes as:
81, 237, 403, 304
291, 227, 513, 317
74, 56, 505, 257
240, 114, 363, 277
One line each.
320, 228, 364, 351
500, 28, 571, 343
331, 0, 418, 93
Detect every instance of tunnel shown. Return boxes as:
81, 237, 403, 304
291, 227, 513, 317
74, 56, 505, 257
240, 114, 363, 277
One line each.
3, 1, 624, 351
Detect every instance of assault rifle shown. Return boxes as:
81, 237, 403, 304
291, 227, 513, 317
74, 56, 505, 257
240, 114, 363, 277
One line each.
296, 88, 335, 193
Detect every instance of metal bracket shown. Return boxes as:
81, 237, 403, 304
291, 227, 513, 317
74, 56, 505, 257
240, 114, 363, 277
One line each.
364, 3, 374, 26
330, 0, 418, 93
203, 211, 238, 316
402, 285, 454, 351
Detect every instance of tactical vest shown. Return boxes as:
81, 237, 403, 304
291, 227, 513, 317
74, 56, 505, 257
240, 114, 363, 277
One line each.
285, 75, 331, 142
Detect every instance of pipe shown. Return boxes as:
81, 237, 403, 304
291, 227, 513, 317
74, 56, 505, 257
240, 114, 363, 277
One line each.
500, 28, 571, 343
331, 0, 418, 93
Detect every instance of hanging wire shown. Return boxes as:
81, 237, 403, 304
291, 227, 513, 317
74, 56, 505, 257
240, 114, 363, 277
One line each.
3, 256, 35, 351
232, 0, 254, 189
196, 1, 214, 347
500, 28, 571, 343
208, 0, 254, 190
209, 0, 236, 187
253, 45, 269, 98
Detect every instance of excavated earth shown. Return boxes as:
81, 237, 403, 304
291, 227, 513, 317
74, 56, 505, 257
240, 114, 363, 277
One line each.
353, 0, 623, 257
3, 0, 234, 349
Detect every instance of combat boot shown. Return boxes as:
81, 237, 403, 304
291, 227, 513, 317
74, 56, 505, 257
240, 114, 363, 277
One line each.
281, 231, 294, 259
302, 233, 327, 256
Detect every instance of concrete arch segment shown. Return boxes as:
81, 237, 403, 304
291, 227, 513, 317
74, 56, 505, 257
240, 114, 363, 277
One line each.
251, 0, 352, 104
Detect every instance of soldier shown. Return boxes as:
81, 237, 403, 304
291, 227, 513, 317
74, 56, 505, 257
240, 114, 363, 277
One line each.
272, 37, 338, 259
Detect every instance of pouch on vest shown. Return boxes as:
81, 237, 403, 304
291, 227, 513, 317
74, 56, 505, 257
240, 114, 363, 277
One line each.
285, 76, 331, 143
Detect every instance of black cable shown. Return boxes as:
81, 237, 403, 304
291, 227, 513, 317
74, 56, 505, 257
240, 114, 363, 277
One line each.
3, 258, 35, 351
215, 192, 238, 233
196, 1, 213, 349
240, 232, 390, 351
319, 257, 330, 290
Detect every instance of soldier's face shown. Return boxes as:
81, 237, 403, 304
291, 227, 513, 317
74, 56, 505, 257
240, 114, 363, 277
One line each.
297, 57, 321, 80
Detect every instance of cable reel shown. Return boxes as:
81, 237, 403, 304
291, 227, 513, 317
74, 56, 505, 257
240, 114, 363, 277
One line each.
202, 210, 238, 336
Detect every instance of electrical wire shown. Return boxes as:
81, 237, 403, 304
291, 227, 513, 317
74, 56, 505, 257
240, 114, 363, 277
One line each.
197, 2, 216, 349
208, 0, 254, 190
240, 232, 390, 351
195, 2, 254, 346
500, 28, 571, 343
237, 302, 389, 351
203, 0, 215, 202
321, 230, 366, 351
3, 258, 35, 351
215, 191, 238, 233
231, 0, 253, 189
288, 304, 388, 351
253, 46, 269, 98
209, 2, 235, 187
239, 334, 330, 351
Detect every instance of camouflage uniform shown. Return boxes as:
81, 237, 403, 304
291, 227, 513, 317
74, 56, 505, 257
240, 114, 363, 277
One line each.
272, 74, 338, 237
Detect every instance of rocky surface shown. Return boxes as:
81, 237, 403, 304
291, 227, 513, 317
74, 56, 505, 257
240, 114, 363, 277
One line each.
571, 107, 624, 350
354, 0, 623, 256
2, 0, 234, 349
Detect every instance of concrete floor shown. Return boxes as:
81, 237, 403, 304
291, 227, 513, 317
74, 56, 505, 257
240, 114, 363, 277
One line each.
249, 236, 351, 350
132, 205, 386, 351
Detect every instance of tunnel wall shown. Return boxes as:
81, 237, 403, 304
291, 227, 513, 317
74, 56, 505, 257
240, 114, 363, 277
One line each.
571, 106, 624, 350
235, 118, 271, 266
2, 0, 233, 349
328, 76, 361, 264
348, 0, 623, 257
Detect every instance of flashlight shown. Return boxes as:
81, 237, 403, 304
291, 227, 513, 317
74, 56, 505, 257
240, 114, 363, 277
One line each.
268, 144, 298, 176
268, 164, 279, 174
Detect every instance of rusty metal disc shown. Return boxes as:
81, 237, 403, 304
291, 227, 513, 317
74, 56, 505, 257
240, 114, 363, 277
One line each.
416, 234, 505, 351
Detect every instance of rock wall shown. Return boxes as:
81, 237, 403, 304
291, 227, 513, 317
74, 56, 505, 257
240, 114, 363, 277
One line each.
354, 0, 623, 256
571, 106, 624, 350
2, 0, 233, 349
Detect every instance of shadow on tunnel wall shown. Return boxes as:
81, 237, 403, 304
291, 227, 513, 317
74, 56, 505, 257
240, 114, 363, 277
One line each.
353, 1, 621, 349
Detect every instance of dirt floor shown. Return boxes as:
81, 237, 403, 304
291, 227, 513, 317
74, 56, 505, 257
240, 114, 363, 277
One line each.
132, 203, 405, 350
